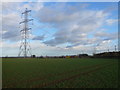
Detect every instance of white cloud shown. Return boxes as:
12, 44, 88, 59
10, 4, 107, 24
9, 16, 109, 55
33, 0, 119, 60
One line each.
35, 3, 110, 47
94, 31, 118, 40
17, 2, 43, 12
2, 0, 30, 2
2, 12, 21, 41
106, 19, 118, 25
1, 41, 19, 48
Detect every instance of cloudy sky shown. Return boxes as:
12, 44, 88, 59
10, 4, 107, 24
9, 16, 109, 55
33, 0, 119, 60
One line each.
1, 1, 118, 57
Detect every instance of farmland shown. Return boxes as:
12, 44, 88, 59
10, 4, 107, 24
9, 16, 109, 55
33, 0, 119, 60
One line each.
2, 58, 118, 88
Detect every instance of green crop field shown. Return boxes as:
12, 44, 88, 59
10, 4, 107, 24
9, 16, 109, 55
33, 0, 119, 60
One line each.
2, 58, 118, 88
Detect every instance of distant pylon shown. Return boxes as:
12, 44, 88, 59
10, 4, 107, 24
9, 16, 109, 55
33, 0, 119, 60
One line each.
115, 45, 117, 52
18, 8, 33, 58
93, 45, 96, 55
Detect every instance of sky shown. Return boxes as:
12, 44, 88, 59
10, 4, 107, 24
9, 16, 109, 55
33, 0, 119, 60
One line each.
0, 1, 119, 57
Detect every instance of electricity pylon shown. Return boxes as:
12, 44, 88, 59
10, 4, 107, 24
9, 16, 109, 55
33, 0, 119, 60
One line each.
18, 8, 33, 58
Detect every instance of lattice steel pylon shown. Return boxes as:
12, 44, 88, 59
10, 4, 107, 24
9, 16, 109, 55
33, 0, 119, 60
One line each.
18, 8, 33, 58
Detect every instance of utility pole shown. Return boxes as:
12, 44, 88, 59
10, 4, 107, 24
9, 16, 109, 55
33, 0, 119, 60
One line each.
18, 8, 33, 58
